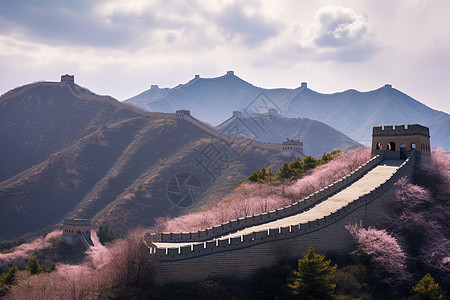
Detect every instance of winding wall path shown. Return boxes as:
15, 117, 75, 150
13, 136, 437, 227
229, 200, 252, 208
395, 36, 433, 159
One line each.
150, 153, 415, 283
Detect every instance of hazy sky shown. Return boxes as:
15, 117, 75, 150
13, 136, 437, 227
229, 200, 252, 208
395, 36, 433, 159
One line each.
1, 0, 449, 113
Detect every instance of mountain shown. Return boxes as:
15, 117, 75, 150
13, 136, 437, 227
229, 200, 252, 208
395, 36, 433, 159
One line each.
125, 73, 449, 150
216, 111, 362, 157
125, 71, 293, 127
0, 81, 286, 241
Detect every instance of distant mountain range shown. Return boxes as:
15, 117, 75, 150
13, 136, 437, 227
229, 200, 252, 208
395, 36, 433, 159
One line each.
0, 82, 287, 241
216, 111, 362, 157
125, 72, 449, 150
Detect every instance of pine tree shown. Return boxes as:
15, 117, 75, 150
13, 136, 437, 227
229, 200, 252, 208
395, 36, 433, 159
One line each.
0, 266, 18, 286
26, 256, 45, 274
289, 247, 337, 299
247, 166, 273, 183
411, 273, 445, 300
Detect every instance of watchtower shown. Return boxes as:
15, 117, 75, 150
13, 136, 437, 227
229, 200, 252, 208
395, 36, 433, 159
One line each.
60, 74, 74, 85
268, 108, 278, 118
372, 124, 430, 160
281, 138, 304, 157
232, 111, 242, 118
62, 218, 94, 249
175, 110, 191, 118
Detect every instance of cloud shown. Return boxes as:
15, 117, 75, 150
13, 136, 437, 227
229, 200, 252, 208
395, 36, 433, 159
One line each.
309, 6, 379, 62
214, 2, 282, 47
314, 7, 368, 48
0, 0, 281, 51
0, 0, 132, 47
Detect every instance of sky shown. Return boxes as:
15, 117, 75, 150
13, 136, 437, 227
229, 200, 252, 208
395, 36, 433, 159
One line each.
0, 0, 449, 113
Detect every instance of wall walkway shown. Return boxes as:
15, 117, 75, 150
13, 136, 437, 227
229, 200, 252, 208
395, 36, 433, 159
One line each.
150, 152, 415, 283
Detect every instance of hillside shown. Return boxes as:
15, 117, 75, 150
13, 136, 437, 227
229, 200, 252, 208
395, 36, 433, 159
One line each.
125, 73, 449, 150
0, 82, 285, 240
216, 111, 362, 157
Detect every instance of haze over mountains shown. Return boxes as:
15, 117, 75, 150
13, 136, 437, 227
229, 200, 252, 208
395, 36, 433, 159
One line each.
217, 111, 362, 157
126, 72, 450, 151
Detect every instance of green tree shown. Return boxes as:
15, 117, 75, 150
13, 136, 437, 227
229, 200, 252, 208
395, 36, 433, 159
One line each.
49, 262, 57, 272
276, 161, 296, 180
247, 166, 273, 183
97, 225, 123, 245
411, 273, 445, 300
289, 247, 337, 299
26, 256, 45, 274
319, 150, 340, 164
0, 266, 18, 287
302, 155, 319, 172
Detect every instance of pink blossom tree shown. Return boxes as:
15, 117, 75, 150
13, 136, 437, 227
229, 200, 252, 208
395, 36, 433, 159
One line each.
155, 148, 371, 233
345, 223, 409, 286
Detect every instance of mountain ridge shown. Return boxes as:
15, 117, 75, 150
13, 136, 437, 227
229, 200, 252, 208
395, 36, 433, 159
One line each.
125, 73, 449, 150
0, 81, 286, 240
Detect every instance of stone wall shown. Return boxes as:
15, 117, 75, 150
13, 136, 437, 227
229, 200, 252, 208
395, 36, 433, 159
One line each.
180, 113, 284, 151
152, 153, 415, 283
158, 154, 384, 243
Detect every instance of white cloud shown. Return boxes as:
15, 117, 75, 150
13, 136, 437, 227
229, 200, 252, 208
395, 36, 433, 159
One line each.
314, 7, 368, 48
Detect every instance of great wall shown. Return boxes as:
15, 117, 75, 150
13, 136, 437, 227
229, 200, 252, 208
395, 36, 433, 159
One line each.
52, 80, 432, 284
145, 123, 431, 283
175, 109, 303, 154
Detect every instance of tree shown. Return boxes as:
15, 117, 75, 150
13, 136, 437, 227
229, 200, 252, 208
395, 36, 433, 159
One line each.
0, 266, 18, 287
107, 228, 155, 297
97, 225, 123, 245
26, 256, 45, 274
302, 155, 319, 172
411, 274, 445, 300
247, 166, 273, 183
289, 247, 337, 299
49, 262, 57, 272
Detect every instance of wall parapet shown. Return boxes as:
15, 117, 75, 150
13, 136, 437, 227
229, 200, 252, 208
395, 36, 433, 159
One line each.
158, 154, 385, 243
152, 152, 415, 262
373, 124, 430, 137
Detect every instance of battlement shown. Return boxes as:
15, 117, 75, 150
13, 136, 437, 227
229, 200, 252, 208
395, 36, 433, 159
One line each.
63, 218, 90, 227
301, 82, 307, 88
372, 124, 430, 137
151, 84, 159, 89
61, 74, 74, 85
195, 75, 200, 79
227, 71, 234, 75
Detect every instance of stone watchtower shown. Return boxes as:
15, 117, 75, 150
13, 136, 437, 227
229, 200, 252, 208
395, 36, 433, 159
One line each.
61, 74, 74, 85
175, 110, 191, 118
372, 124, 430, 160
62, 218, 94, 249
281, 138, 304, 157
